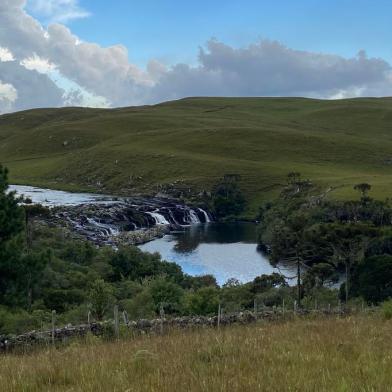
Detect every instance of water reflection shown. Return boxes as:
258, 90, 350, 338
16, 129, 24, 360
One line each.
139, 222, 284, 285
173, 222, 260, 253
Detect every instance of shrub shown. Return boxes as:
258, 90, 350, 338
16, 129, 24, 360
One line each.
381, 299, 392, 320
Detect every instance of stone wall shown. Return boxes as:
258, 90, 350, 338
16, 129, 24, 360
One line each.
0, 309, 348, 352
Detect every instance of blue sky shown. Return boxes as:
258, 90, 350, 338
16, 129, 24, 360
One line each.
1, 0, 392, 112
29, 0, 392, 67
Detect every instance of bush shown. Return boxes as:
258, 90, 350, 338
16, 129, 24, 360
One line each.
121, 290, 155, 320
184, 287, 219, 316
381, 299, 392, 320
0, 307, 51, 335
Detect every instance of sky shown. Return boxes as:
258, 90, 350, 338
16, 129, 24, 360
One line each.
0, 0, 392, 113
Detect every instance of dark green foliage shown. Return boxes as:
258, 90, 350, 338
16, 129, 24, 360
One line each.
259, 174, 392, 302
89, 279, 115, 321
109, 247, 184, 283
212, 175, 246, 219
181, 274, 219, 290
0, 166, 26, 302
351, 255, 392, 304
184, 287, 220, 316
147, 277, 184, 314
251, 273, 287, 294
354, 183, 371, 199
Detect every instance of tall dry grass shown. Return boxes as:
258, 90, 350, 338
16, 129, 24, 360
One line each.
0, 314, 391, 391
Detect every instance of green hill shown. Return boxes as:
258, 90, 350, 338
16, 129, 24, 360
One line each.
1, 97, 392, 213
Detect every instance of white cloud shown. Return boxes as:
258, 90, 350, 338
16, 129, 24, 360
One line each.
27, 0, 90, 24
20, 53, 56, 73
148, 40, 392, 102
0, 81, 17, 102
1, 2, 392, 113
0, 81, 18, 113
0, 47, 15, 62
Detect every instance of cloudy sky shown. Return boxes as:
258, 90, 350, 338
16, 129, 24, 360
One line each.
0, 0, 392, 113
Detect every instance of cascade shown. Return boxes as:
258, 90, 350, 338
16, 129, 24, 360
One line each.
198, 208, 211, 223
147, 211, 170, 225
189, 209, 201, 224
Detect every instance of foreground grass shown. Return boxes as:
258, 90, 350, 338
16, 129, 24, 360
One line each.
2, 97, 392, 215
1, 315, 392, 391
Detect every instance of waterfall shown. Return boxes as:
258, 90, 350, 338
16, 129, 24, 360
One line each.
147, 211, 170, 225
86, 218, 119, 236
189, 209, 201, 224
168, 209, 180, 225
199, 208, 211, 223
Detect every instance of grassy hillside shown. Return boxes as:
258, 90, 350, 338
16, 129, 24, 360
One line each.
1, 315, 391, 391
1, 97, 392, 213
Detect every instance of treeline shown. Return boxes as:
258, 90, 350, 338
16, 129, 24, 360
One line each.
258, 172, 392, 306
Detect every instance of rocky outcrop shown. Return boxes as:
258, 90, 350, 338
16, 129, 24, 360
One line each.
50, 197, 212, 246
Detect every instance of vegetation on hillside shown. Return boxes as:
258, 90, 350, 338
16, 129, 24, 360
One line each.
2, 97, 392, 215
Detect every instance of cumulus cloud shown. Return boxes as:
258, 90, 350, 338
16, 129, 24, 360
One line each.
20, 54, 57, 73
149, 41, 392, 101
0, 61, 64, 112
27, 0, 90, 24
0, 80, 17, 112
0, 1, 392, 113
0, 47, 14, 62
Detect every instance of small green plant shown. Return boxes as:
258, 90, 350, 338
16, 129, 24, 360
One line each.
381, 299, 392, 320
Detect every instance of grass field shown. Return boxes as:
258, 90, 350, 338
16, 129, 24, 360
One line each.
1, 97, 392, 214
1, 314, 391, 391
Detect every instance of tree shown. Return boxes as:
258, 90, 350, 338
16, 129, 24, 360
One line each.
350, 255, 392, 304
212, 174, 246, 218
21, 250, 50, 310
147, 277, 184, 314
251, 273, 287, 294
354, 183, 371, 200
316, 222, 377, 303
88, 279, 114, 320
0, 166, 25, 302
266, 212, 314, 307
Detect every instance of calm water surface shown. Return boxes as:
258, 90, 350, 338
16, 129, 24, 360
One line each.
139, 222, 286, 285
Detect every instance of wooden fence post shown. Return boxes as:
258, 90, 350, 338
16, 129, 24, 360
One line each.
254, 298, 257, 320
217, 304, 221, 329
160, 304, 165, 335
123, 310, 129, 326
51, 310, 56, 345
113, 305, 119, 339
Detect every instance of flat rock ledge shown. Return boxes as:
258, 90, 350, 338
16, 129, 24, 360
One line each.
113, 225, 170, 246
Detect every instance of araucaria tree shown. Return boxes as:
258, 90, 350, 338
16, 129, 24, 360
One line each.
0, 166, 25, 302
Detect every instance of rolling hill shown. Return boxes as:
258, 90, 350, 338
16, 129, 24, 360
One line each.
1, 97, 392, 214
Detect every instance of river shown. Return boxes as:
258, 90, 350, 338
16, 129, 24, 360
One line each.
10, 185, 288, 285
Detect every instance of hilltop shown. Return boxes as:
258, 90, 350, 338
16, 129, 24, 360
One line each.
1, 97, 392, 214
